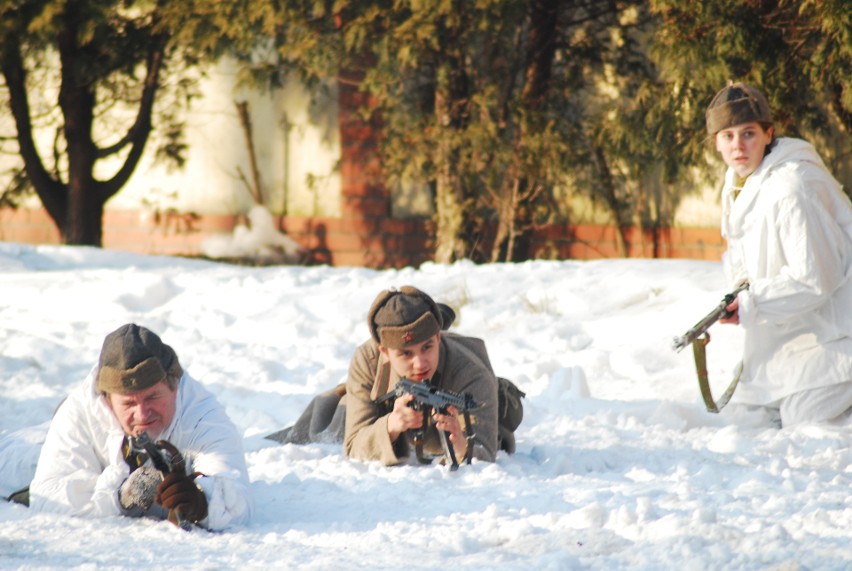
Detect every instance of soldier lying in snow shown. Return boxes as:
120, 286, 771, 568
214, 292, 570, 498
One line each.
10, 324, 253, 530
267, 287, 524, 468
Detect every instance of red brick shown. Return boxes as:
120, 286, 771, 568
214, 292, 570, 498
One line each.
322, 231, 363, 252
332, 251, 369, 267
3, 206, 728, 265
341, 180, 387, 198
572, 224, 617, 243
340, 124, 380, 143
0, 225, 60, 243
340, 141, 378, 162
342, 196, 389, 217
339, 218, 386, 235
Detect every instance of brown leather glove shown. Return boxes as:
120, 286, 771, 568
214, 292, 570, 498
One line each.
155, 472, 208, 524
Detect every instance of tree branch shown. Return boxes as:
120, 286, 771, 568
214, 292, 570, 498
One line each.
0, 34, 65, 220
98, 34, 169, 201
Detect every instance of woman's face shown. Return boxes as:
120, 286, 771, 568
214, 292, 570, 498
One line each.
715, 121, 774, 178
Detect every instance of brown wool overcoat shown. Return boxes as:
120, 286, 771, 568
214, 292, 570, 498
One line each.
343, 333, 499, 466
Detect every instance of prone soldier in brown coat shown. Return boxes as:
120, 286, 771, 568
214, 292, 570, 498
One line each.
344, 286, 499, 467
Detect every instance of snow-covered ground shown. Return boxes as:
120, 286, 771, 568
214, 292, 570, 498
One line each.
0, 242, 849, 570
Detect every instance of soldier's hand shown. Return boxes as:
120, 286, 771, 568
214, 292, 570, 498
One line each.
155, 472, 208, 524
118, 466, 162, 513
434, 406, 468, 459
720, 296, 740, 324
387, 394, 423, 441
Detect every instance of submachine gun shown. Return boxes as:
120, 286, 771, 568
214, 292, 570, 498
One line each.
377, 378, 479, 471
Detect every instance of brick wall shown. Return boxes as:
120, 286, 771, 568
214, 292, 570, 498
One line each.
0, 205, 724, 266
530, 224, 725, 261
328, 72, 436, 267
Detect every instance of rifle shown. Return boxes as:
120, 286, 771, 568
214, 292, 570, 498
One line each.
376, 378, 479, 471
128, 432, 193, 531
672, 282, 749, 352
672, 282, 748, 413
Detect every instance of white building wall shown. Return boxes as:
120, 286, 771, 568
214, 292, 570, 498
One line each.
105, 58, 341, 218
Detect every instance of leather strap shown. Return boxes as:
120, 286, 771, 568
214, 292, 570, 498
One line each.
462, 409, 474, 465
692, 333, 742, 413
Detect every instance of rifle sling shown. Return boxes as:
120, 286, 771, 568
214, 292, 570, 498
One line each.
462, 409, 474, 465
439, 429, 459, 471
413, 414, 431, 465
692, 333, 742, 413
412, 405, 473, 469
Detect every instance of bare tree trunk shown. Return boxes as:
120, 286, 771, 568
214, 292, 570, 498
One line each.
490, 166, 520, 263
433, 87, 467, 263
593, 146, 628, 257
432, 5, 471, 263
490, 0, 559, 262
434, 173, 465, 263
64, 182, 103, 244
1, 3, 166, 247
58, 13, 99, 245
235, 100, 264, 205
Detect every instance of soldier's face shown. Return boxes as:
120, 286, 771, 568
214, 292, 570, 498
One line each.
106, 379, 178, 439
381, 333, 441, 383
715, 121, 774, 178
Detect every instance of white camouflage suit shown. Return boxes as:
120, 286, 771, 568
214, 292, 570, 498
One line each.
29, 367, 253, 529
722, 137, 852, 424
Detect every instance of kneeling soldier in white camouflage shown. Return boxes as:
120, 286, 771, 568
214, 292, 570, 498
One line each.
28, 323, 253, 530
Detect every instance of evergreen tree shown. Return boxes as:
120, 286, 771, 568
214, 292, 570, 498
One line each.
253, 0, 651, 262
590, 0, 852, 255
648, 0, 852, 180
0, 0, 242, 245
9, 0, 845, 259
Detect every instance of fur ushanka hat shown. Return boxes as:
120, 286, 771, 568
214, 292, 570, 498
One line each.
96, 323, 182, 394
367, 286, 443, 350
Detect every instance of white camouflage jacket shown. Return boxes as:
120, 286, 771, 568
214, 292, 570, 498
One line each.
29, 367, 253, 530
721, 137, 852, 405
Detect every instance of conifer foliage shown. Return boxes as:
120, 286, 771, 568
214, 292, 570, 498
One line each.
0, 0, 232, 245
1, 1, 849, 257
254, 0, 655, 262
